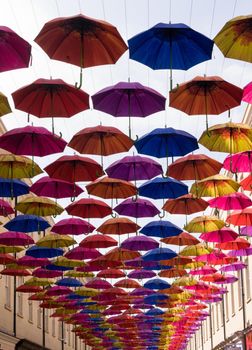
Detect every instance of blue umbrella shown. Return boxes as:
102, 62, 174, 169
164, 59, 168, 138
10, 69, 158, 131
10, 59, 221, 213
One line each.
0, 178, 29, 197
128, 22, 213, 89
145, 308, 165, 316
143, 264, 172, 271
26, 246, 63, 258
138, 176, 188, 199
56, 277, 83, 287
45, 264, 73, 271
140, 220, 182, 238
142, 247, 177, 261
144, 293, 169, 304
144, 278, 171, 290
4, 214, 50, 232
135, 127, 199, 161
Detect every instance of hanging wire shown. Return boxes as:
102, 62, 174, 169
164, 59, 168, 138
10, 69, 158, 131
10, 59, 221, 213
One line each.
101, 0, 113, 85
147, 0, 150, 87
169, 0, 172, 23
205, 0, 216, 75
124, 0, 130, 80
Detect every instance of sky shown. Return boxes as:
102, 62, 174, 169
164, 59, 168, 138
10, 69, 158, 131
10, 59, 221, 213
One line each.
0, 0, 251, 235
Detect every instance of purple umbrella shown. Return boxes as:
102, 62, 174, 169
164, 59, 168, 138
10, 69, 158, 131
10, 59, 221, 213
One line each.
128, 269, 156, 279
64, 246, 101, 260
240, 226, 252, 237
220, 261, 247, 272
228, 248, 252, 257
30, 176, 83, 199
121, 235, 159, 251
105, 155, 163, 182
0, 26, 31, 72
114, 197, 160, 218
92, 81, 166, 137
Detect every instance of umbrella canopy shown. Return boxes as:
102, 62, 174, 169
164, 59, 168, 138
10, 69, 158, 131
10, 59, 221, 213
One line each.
97, 217, 140, 235
216, 238, 250, 251
0, 125, 67, 156
15, 196, 64, 216
199, 122, 252, 153
51, 218, 95, 236
121, 235, 159, 251
114, 198, 160, 218
0, 154, 42, 179
142, 248, 177, 261
180, 243, 212, 257
65, 246, 101, 260
4, 214, 50, 233
223, 151, 252, 173
140, 220, 182, 238
36, 234, 76, 248
86, 176, 137, 199
190, 174, 240, 198
30, 176, 83, 199
105, 155, 163, 182
85, 278, 112, 290
161, 232, 200, 246
163, 194, 208, 215
184, 215, 225, 233
0, 178, 29, 197
80, 234, 118, 249
138, 177, 188, 200
114, 278, 141, 289
226, 208, 252, 226
65, 198, 112, 219
56, 278, 83, 288
97, 269, 126, 279
0, 231, 34, 246
214, 15, 252, 63
0, 253, 16, 265
0, 26, 31, 72
240, 175, 252, 191
128, 269, 156, 279
44, 155, 103, 183
200, 228, 238, 243
135, 127, 198, 159
26, 246, 64, 258
144, 278, 171, 290
0, 91, 11, 117
208, 192, 252, 210
0, 199, 14, 216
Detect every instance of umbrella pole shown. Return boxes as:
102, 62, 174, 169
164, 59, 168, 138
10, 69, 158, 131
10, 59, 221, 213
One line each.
200, 324, 204, 350
42, 230, 46, 348
61, 321, 64, 350
221, 291, 226, 341
209, 304, 213, 350
169, 35, 173, 91
13, 196, 18, 337
75, 32, 84, 89
240, 256, 247, 330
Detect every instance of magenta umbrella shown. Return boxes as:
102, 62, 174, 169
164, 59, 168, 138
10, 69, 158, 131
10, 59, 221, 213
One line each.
45, 286, 72, 296
32, 267, 62, 278
0, 199, 14, 216
120, 235, 159, 251
223, 150, 252, 173
199, 228, 238, 243
114, 197, 160, 218
127, 269, 156, 279
51, 218, 95, 235
16, 256, 49, 267
30, 176, 83, 199
105, 155, 163, 182
85, 278, 112, 290
220, 261, 247, 272
240, 226, 252, 237
189, 265, 217, 276
0, 231, 34, 246
64, 246, 101, 260
242, 81, 252, 104
208, 192, 252, 210
0, 125, 67, 156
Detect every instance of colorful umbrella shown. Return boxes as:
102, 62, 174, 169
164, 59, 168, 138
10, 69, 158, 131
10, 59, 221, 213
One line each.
142, 248, 177, 261
179, 243, 212, 257
80, 234, 118, 249
169, 75, 242, 129
223, 151, 252, 173
0, 199, 14, 216
0, 154, 42, 179
114, 278, 141, 289
128, 22, 213, 89
0, 253, 16, 265
144, 278, 171, 290
163, 194, 208, 217
190, 174, 240, 198
138, 177, 188, 200
85, 278, 112, 290
97, 269, 126, 279
65, 198, 112, 219
97, 217, 140, 235
200, 228, 238, 243
199, 122, 252, 154
65, 246, 101, 260
92, 81, 166, 136
114, 198, 160, 218
0, 178, 29, 197
184, 215, 225, 233
44, 155, 103, 183
0, 26, 31, 72
4, 214, 50, 233
36, 234, 76, 248
32, 268, 62, 278
158, 268, 187, 278
51, 218, 95, 236
160, 232, 200, 246
243, 81, 252, 104
15, 196, 64, 216
35, 14, 127, 88
220, 261, 247, 272
128, 269, 156, 280
121, 235, 159, 251
226, 208, 252, 226
0, 231, 34, 246
240, 175, 252, 191
214, 15, 252, 63
208, 192, 252, 210
216, 237, 250, 251
105, 155, 163, 182
26, 246, 64, 258
140, 220, 182, 238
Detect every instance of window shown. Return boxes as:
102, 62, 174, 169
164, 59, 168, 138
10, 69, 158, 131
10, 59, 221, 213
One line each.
4, 275, 11, 309
238, 270, 243, 308
216, 303, 219, 330
225, 293, 229, 321
212, 305, 215, 334
245, 258, 251, 301
231, 283, 235, 315
52, 313, 56, 337
17, 277, 23, 317
45, 309, 49, 333
28, 296, 33, 323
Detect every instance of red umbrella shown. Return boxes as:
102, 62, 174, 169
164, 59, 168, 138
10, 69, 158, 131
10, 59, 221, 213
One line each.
0, 253, 16, 265
216, 237, 250, 250
114, 279, 141, 289
97, 269, 126, 279
12, 78, 89, 132
160, 232, 200, 246
30, 176, 83, 199
35, 14, 127, 88
64, 246, 101, 260
0, 231, 34, 246
240, 175, 252, 191
16, 285, 43, 293
102, 247, 140, 262
79, 234, 118, 249
51, 218, 95, 235
32, 268, 62, 278
226, 208, 252, 226
85, 278, 112, 290
16, 256, 50, 267
44, 155, 103, 183
97, 217, 140, 235
65, 198, 112, 219
1, 267, 31, 276
0, 199, 14, 216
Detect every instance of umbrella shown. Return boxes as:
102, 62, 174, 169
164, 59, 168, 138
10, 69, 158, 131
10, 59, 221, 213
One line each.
0, 125, 67, 157
0, 26, 31, 72
0, 253, 16, 265
85, 278, 112, 290
199, 228, 238, 243
97, 269, 126, 279
65, 246, 101, 260
114, 198, 160, 218
216, 237, 250, 251
128, 22, 213, 89
15, 196, 64, 216
32, 268, 62, 278
51, 218, 95, 236
0, 231, 34, 246
0, 91, 11, 117
180, 243, 212, 257
169, 75, 242, 129
190, 174, 240, 198
160, 232, 200, 246
226, 208, 252, 226
92, 81, 166, 136
143, 278, 171, 290
190, 265, 217, 276
26, 246, 64, 258
214, 15, 252, 63
0, 246, 23, 254
36, 234, 76, 248
0, 199, 14, 216
0, 178, 29, 197
56, 278, 83, 288
128, 270, 156, 280
240, 226, 252, 237
0, 154, 42, 179
240, 175, 252, 191
220, 262, 247, 272
30, 176, 83, 199
101, 247, 140, 262
68, 125, 134, 167
1, 266, 31, 276
142, 248, 177, 261
199, 122, 252, 154
184, 215, 225, 233
208, 192, 252, 210
65, 198, 112, 219
105, 155, 163, 182
4, 214, 50, 233
44, 155, 103, 183
158, 268, 187, 278
86, 176, 137, 200
140, 220, 182, 238
97, 217, 140, 235
223, 151, 252, 173
114, 279, 141, 289
121, 235, 159, 251
80, 234, 118, 249
35, 14, 127, 88
138, 177, 188, 200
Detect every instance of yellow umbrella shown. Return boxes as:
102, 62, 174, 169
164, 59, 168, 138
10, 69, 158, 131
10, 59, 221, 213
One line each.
214, 15, 252, 63
180, 243, 213, 256
54, 256, 85, 268
75, 287, 99, 297
0, 245, 23, 253
183, 261, 205, 269
36, 234, 76, 248
24, 277, 54, 286
0, 154, 42, 178
173, 276, 197, 287
0, 92, 11, 116
64, 271, 94, 278
184, 215, 225, 233
190, 174, 240, 198
199, 122, 252, 154
15, 196, 64, 216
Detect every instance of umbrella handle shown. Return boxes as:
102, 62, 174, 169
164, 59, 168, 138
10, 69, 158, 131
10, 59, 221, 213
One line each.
131, 194, 138, 202
75, 67, 83, 89
70, 196, 76, 203
111, 212, 117, 218
158, 210, 165, 219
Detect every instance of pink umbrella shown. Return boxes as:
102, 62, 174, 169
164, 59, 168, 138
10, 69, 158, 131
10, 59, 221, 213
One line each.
30, 176, 83, 199
195, 250, 228, 264
242, 81, 252, 104
228, 248, 252, 257
32, 267, 62, 278
85, 278, 112, 290
240, 226, 252, 237
16, 256, 49, 267
51, 218, 95, 235
200, 228, 238, 243
0, 199, 14, 216
45, 286, 72, 296
189, 265, 217, 276
223, 151, 252, 173
64, 246, 101, 260
0, 231, 34, 246
208, 192, 252, 210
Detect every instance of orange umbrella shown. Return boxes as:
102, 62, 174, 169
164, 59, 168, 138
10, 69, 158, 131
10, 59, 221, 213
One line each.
80, 234, 118, 249
114, 278, 141, 289
165, 256, 193, 266
97, 269, 126, 279
240, 174, 252, 191
167, 154, 222, 180
97, 217, 140, 235
226, 208, 252, 226
159, 268, 187, 278
163, 193, 208, 215
102, 247, 140, 262
161, 232, 200, 246
215, 237, 250, 250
